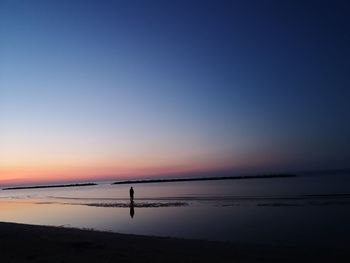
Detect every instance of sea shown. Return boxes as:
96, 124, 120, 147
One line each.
0, 172, 349, 247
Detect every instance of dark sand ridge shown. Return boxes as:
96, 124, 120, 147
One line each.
0, 222, 348, 263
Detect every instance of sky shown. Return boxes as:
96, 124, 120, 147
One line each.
0, 0, 349, 185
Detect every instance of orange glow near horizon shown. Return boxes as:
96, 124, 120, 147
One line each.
0, 117, 280, 186
0, 163, 232, 186
0, 132, 246, 185
0, 136, 288, 186
0, 152, 243, 185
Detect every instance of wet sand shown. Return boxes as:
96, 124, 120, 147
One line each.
0, 222, 348, 262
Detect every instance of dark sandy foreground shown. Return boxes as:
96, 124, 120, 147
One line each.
0, 222, 348, 263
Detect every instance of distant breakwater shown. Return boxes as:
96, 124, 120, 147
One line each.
3, 183, 97, 191
112, 174, 296, 185
2, 174, 296, 190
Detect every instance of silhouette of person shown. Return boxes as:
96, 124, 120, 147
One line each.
129, 201, 135, 218
129, 186, 134, 201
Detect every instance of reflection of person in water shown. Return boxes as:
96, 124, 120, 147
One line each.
129, 187, 134, 201
129, 201, 135, 218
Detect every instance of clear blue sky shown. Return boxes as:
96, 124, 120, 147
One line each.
0, 0, 349, 183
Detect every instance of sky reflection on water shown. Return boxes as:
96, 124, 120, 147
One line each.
0, 175, 349, 247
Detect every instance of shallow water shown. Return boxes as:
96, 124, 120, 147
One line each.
0, 173, 349, 247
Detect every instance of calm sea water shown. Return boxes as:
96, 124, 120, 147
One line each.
0, 173, 349, 247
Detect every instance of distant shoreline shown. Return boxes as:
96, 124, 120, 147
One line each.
112, 174, 296, 185
1, 174, 296, 190
2, 183, 97, 191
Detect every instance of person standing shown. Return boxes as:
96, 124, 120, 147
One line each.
129, 186, 134, 201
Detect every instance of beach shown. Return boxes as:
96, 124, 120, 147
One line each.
0, 221, 348, 263
0, 176, 349, 246
1, 0, 349, 261
0, 175, 349, 262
